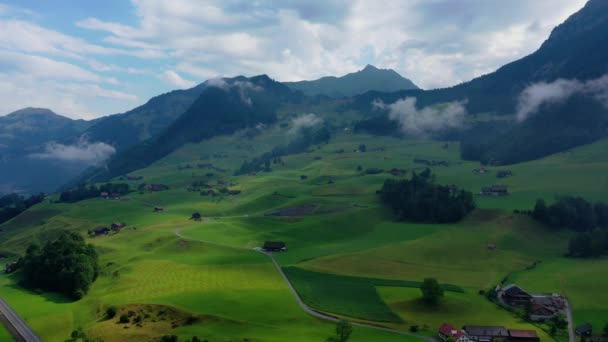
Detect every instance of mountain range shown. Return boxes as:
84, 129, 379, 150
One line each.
2, 0, 608, 193
284, 64, 419, 97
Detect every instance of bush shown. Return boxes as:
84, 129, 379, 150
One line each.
106, 306, 117, 319
119, 314, 129, 324
420, 278, 444, 305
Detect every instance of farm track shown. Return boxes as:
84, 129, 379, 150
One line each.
0, 296, 41, 342
175, 225, 435, 342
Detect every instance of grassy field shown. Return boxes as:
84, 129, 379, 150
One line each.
0, 324, 13, 341
2, 126, 608, 341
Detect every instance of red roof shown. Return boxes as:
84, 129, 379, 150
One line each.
439, 323, 466, 340
509, 330, 539, 338
439, 323, 456, 336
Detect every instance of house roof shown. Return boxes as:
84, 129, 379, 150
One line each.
509, 329, 539, 339
503, 284, 531, 297
530, 304, 555, 316
439, 323, 466, 340
263, 241, 286, 249
576, 323, 593, 333
463, 326, 508, 337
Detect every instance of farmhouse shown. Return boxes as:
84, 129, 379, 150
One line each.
463, 325, 508, 342
146, 184, 169, 192
100, 192, 109, 198
4, 262, 18, 274
94, 227, 111, 236
480, 185, 509, 196
438, 323, 471, 342
508, 329, 540, 342
576, 323, 593, 337
472, 167, 488, 174
111, 222, 126, 231
263, 241, 287, 252
501, 284, 532, 307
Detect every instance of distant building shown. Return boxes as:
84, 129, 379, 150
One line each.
153, 207, 165, 212
263, 241, 287, 252
480, 185, 509, 196
463, 326, 508, 342
100, 192, 109, 198
576, 324, 593, 337
438, 323, 471, 342
94, 227, 111, 236
508, 329, 540, 342
501, 284, 532, 307
4, 262, 18, 274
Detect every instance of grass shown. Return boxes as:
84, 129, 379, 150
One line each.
284, 266, 462, 323
0, 324, 13, 341
3, 127, 608, 340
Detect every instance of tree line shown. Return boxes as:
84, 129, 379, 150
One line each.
0, 193, 44, 225
532, 196, 608, 258
379, 169, 475, 223
59, 183, 130, 203
20, 231, 99, 299
235, 126, 331, 175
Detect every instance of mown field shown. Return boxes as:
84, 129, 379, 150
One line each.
2, 125, 608, 341
0, 324, 13, 341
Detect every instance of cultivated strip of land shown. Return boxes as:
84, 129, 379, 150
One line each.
175, 227, 435, 341
0, 297, 41, 342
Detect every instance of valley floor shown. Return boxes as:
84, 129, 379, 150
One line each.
3, 132, 608, 341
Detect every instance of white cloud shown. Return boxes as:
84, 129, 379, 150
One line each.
516, 75, 608, 122
375, 97, 467, 136
160, 70, 196, 89
29, 138, 116, 165
289, 113, 324, 134
73, 0, 586, 89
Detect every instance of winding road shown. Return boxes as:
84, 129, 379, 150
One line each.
175, 227, 435, 341
0, 296, 41, 342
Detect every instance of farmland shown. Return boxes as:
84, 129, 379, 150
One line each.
2, 129, 608, 341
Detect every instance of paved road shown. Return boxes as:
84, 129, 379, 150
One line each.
564, 299, 575, 342
0, 297, 41, 342
175, 227, 434, 342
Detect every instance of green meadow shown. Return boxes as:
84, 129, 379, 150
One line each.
2, 128, 608, 341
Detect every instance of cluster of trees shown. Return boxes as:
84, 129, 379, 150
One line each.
59, 183, 130, 203
0, 193, 44, 225
20, 231, 99, 299
420, 278, 444, 305
532, 197, 608, 258
533, 197, 608, 231
326, 319, 353, 342
235, 126, 331, 175
379, 170, 475, 223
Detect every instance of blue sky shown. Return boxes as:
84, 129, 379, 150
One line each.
0, 0, 587, 119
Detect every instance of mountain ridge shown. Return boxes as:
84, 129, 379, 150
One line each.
284, 64, 419, 98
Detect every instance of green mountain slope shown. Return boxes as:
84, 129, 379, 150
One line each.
85, 75, 300, 181
354, 0, 608, 165
81, 83, 207, 150
0, 108, 93, 194
285, 64, 419, 98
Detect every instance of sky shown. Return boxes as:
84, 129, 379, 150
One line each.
0, 0, 587, 120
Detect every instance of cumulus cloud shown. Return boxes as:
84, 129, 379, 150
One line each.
516, 75, 608, 122
29, 138, 116, 165
75, 0, 586, 88
160, 70, 196, 89
375, 97, 467, 136
288, 113, 324, 134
